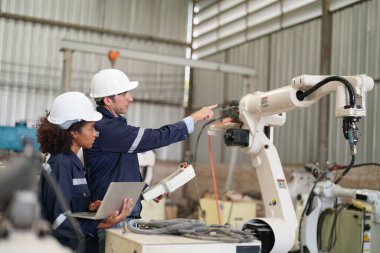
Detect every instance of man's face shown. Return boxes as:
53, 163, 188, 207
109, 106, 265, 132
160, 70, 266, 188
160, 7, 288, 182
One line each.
108, 91, 133, 115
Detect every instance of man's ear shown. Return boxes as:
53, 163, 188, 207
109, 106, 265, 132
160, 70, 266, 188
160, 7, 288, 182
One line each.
103, 97, 113, 106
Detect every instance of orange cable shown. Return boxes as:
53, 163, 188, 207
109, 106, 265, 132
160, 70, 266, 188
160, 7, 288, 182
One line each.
207, 133, 222, 225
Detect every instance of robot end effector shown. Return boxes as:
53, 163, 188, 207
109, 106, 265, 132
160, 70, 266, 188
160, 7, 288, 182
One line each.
295, 75, 374, 156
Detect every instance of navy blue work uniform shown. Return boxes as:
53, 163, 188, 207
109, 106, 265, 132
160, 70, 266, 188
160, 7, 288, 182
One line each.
83, 106, 190, 217
39, 151, 101, 253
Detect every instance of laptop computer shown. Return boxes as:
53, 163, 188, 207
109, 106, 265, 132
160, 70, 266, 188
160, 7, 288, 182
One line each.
69, 182, 145, 220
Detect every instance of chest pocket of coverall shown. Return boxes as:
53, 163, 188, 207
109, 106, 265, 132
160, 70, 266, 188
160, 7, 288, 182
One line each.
72, 185, 91, 212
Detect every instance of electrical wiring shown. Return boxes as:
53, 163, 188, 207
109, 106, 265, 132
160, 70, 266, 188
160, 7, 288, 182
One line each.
315, 201, 350, 252
127, 219, 255, 243
352, 162, 380, 168
328, 203, 349, 251
298, 170, 329, 249
330, 162, 380, 171
296, 76, 356, 107
298, 182, 318, 248
326, 200, 339, 251
334, 154, 356, 184
192, 117, 221, 169
317, 208, 332, 249
190, 117, 221, 220
207, 133, 222, 225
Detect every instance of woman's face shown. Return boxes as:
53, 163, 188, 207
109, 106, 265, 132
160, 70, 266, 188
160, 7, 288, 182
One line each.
71, 122, 97, 149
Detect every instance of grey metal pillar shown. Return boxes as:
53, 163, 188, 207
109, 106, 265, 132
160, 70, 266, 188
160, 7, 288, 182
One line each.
318, 0, 332, 166
224, 76, 252, 191
61, 49, 73, 91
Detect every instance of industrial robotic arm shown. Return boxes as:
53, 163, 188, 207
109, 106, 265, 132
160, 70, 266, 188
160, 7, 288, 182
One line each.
301, 180, 380, 253
237, 75, 373, 154
216, 75, 374, 253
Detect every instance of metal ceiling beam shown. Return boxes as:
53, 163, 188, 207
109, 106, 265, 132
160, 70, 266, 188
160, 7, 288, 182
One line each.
0, 12, 188, 47
60, 39, 257, 77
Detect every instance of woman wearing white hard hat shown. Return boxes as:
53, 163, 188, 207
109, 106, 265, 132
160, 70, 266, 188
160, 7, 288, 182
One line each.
37, 91, 133, 253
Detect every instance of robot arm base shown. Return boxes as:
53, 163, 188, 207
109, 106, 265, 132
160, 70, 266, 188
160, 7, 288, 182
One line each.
243, 218, 295, 253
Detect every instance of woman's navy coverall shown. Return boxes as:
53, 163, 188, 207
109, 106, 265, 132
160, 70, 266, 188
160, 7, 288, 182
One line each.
39, 151, 101, 252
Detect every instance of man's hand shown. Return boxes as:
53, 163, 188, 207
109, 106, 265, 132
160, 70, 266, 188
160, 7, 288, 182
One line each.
89, 200, 102, 212
153, 192, 170, 203
97, 198, 133, 229
190, 104, 217, 123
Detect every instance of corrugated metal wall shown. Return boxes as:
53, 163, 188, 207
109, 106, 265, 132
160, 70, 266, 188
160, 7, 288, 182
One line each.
1, 0, 188, 40
191, 0, 361, 59
190, 52, 225, 164
0, 0, 190, 161
269, 19, 321, 165
192, 0, 380, 166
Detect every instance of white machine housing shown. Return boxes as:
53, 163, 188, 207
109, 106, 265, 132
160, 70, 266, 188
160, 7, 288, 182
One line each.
138, 150, 156, 184
301, 180, 380, 253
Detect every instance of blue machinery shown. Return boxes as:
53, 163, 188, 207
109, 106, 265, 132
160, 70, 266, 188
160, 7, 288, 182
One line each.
0, 122, 39, 152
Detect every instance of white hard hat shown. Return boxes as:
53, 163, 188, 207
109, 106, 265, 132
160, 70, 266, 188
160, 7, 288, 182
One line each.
90, 69, 139, 98
47, 91, 102, 129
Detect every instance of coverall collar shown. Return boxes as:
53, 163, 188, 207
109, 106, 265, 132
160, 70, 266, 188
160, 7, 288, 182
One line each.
67, 151, 85, 170
97, 106, 126, 123
97, 106, 126, 119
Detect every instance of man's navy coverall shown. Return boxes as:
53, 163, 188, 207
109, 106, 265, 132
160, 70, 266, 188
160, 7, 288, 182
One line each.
84, 106, 192, 217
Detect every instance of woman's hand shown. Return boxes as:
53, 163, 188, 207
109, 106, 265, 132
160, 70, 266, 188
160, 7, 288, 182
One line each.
89, 200, 102, 212
97, 198, 133, 229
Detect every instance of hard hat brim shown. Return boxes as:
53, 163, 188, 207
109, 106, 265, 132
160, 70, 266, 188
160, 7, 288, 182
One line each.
47, 111, 102, 125
128, 81, 139, 91
90, 80, 139, 98
82, 111, 103, 122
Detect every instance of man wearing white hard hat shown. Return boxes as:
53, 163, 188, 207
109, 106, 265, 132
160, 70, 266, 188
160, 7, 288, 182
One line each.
83, 69, 216, 252
37, 92, 134, 253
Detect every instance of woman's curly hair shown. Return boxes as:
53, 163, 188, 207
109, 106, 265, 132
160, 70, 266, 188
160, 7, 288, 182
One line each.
37, 116, 85, 155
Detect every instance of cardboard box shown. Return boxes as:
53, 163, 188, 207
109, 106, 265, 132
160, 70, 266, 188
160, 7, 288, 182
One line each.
165, 205, 178, 220
199, 198, 256, 228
